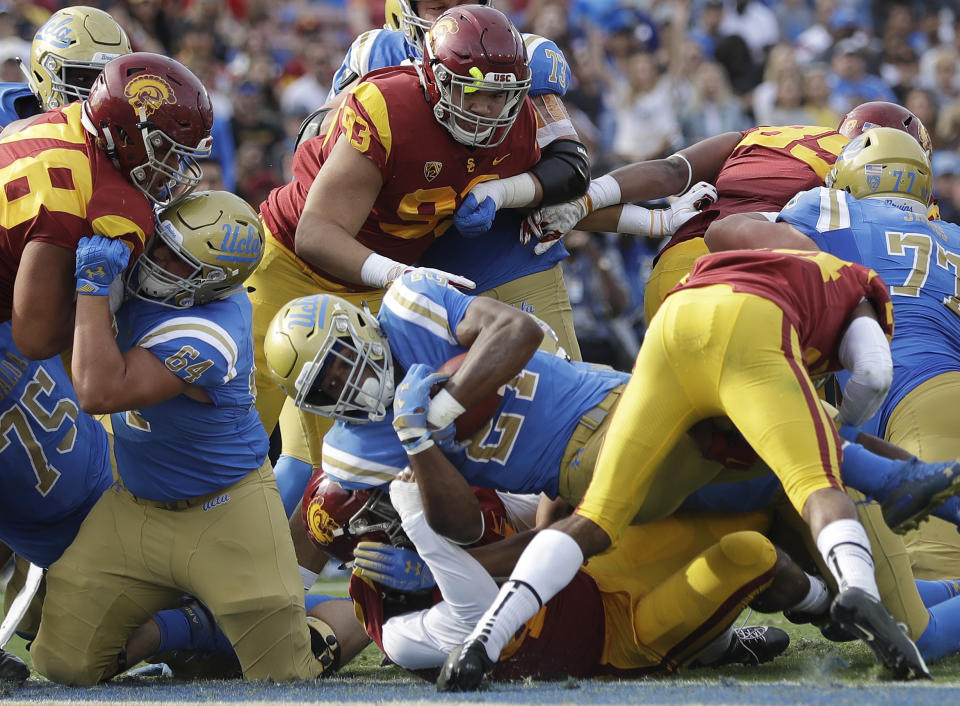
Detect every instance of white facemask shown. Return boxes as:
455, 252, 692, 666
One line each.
356, 374, 395, 412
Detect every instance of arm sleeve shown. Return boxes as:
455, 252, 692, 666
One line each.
836, 313, 893, 427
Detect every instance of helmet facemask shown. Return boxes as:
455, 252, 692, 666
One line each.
129, 115, 212, 208
294, 310, 395, 423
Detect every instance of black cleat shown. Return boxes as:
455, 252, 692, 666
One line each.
0, 649, 29, 685
876, 458, 960, 534
690, 625, 790, 667
437, 639, 494, 692
784, 606, 857, 642
830, 588, 932, 680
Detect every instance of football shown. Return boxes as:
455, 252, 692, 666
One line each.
435, 352, 502, 440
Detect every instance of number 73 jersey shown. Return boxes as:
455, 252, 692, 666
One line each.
778, 186, 960, 435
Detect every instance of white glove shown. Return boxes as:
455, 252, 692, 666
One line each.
389, 476, 425, 522
521, 199, 587, 255
665, 181, 717, 233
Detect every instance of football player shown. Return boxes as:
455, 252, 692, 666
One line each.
250, 3, 589, 510
522, 101, 932, 325
28, 192, 335, 684
440, 249, 933, 685
704, 127, 960, 660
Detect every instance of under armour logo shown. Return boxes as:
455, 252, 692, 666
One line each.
86, 265, 106, 278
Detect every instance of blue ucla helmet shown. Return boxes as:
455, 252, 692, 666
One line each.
825, 127, 932, 206
263, 294, 395, 423
129, 190, 264, 308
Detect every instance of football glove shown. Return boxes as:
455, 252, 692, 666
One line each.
393, 364, 450, 454
454, 189, 499, 238
353, 541, 436, 592
75, 235, 131, 296
391, 265, 476, 291
521, 198, 586, 255
665, 181, 717, 233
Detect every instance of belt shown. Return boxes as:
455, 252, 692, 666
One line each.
117, 481, 233, 512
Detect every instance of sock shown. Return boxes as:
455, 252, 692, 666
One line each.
153, 602, 231, 656
917, 591, 960, 661
305, 594, 350, 612
466, 529, 584, 662
915, 579, 960, 608
693, 626, 734, 665
300, 565, 320, 592
153, 608, 193, 653
790, 572, 831, 615
838, 442, 901, 496
274, 455, 314, 518
816, 518, 879, 600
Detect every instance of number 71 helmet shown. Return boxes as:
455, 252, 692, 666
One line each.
128, 190, 264, 308
263, 295, 395, 423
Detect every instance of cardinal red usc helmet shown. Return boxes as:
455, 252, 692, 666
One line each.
302, 472, 408, 563
419, 5, 530, 148
838, 101, 932, 158
82, 52, 213, 207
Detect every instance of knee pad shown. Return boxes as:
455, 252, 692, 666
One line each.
307, 616, 341, 677
718, 531, 777, 570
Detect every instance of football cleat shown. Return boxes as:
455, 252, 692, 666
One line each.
876, 458, 960, 534
783, 606, 857, 642
436, 639, 494, 692
0, 648, 29, 684
689, 625, 790, 668
830, 588, 932, 680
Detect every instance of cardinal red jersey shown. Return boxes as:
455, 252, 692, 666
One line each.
664, 125, 849, 251
0, 102, 153, 320
260, 65, 540, 290
670, 249, 894, 376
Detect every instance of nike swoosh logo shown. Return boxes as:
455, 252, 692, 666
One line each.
492, 154, 510, 165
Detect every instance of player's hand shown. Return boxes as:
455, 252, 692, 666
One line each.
521, 197, 588, 255
394, 266, 476, 291
393, 364, 450, 454
353, 541, 436, 592
666, 181, 717, 233
454, 182, 503, 237
75, 236, 131, 296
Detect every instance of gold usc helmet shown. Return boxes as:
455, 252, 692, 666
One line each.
264, 295, 395, 423
129, 191, 264, 308
24, 6, 132, 110
825, 127, 932, 206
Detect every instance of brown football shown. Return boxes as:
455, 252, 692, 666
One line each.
436, 352, 502, 440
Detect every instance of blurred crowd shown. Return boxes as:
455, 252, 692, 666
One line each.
3, 0, 959, 367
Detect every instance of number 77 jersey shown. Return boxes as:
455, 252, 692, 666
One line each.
777, 186, 960, 436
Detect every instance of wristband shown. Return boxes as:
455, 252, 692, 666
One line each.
616, 204, 666, 238
360, 252, 405, 288
426, 388, 466, 429
402, 434, 435, 455
670, 153, 693, 196
585, 174, 622, 213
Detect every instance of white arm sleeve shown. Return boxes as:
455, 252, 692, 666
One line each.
382, 481, 500, 669
837, 313, 893, 427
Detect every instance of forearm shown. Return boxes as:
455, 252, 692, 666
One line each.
293, 218, 373, 287
71, 295, 128, 412
704, 214, 816, 252
408, 446, 483, 544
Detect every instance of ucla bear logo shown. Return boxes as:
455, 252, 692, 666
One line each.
124, 74, 177, 117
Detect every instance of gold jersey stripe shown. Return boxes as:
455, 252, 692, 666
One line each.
353, 80, 392, 159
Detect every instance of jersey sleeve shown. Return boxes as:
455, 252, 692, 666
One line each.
321, 418, 408, 489
335, 80, 394, 175
134, 313, 241, 391
778, 187, 864, 263
379, 271, 473, 369
523, 34, 570, 97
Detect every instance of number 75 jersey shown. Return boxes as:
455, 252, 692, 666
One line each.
777, 186, 960, 436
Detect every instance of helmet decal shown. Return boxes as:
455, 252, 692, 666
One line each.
306, 496, 342, 548
125, 74, 177, 117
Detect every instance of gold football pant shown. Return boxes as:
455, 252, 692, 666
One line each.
888, 372, 960, 580
590, 511, 776, 673
579, 285, 842, 546
31, 462, 315, 684
643, 238, 709, 326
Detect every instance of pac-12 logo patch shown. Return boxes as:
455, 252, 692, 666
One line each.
125, 74, 177, 117
424, 161, 442, 182
306, 496, 341, 546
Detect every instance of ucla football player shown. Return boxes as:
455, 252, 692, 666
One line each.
28, 192, 336, 684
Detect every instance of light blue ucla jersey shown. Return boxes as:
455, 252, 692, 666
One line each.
328, 29, 573, 292
322, 272, 626, 495
111, 293, 269, 502
778, 186, 960, 436
0, 81, 39, 127
0, 322, 111, 567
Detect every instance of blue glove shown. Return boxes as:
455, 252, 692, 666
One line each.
453, 192, 497, 238
75, 235, 131, 296
393, 363, 450, 454
353, 541, 436, 592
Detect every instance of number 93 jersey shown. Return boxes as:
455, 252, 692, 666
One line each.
778, 186, 960, 436
110, 293, 269, 502
0, 321, 111, 568
321, 271, 626, 495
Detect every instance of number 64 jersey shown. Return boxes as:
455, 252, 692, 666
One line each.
0, 321, 112, 568
777, 186, 960, 437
